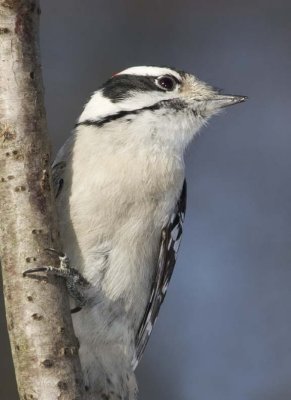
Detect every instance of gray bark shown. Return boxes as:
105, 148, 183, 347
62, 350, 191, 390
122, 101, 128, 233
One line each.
0, 1, 85, 399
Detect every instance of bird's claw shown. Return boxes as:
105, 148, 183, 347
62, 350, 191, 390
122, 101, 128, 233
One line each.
23, 266, 52, 277
23, 247, 70, 277
23, 248, 90, 311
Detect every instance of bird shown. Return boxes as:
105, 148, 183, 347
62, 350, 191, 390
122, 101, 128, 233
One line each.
25, 66, 246, 399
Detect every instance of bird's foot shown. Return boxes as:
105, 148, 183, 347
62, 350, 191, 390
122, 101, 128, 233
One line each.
23, 248, 90, 312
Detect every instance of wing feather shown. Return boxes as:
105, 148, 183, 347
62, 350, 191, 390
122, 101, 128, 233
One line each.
134, 180, 187, 367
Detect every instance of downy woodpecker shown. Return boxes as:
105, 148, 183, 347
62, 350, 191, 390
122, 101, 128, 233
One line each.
26, 66, 246, 399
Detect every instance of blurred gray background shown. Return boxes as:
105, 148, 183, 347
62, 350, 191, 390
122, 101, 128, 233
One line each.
1, 0, 291, 399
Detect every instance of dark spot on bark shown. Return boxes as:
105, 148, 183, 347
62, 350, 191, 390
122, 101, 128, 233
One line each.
32, 229, 43, 234
1, 177, 6, 182
7, 175, 15, 180
5, 152, 10, 157
42, 359, 54, 368
57, 381, 68, 390
32, 313, 43, 320
23, 394, 37, 400
14, 185, 26, 192
25, 257, 31, 262
12, 150, 24, 161
0, 27, 10, 34
101, 394, 109, 400
85, 385, 89, 392
27, 295, 33, 302
37, 7, 41, 15
58, 326, 65, 334
15, 345, 20, 351
106, 377, 112, 385
30, 71, 34, 79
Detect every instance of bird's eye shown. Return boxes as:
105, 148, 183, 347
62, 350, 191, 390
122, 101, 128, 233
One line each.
155, 75, 177, 91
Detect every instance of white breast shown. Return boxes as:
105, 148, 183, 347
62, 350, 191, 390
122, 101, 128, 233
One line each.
56, 122, 184, 329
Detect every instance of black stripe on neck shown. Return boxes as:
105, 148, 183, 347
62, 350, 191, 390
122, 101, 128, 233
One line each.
75, 99, 186, 129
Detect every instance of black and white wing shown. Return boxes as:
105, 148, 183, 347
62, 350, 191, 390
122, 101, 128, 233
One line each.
134, 180, 187, 367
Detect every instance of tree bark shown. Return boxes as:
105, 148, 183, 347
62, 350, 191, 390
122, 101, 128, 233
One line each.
0, 1, 85, 399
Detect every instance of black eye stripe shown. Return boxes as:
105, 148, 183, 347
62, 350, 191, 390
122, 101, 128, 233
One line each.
102, 74, 181, 103
102, 75, 161, 102
76, 99, 188, 128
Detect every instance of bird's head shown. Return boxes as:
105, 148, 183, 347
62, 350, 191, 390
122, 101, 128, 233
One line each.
77, 66, 246, 151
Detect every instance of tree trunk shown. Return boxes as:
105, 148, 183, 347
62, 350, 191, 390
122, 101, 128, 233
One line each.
0, 1, 85, 399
